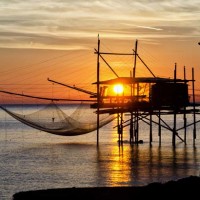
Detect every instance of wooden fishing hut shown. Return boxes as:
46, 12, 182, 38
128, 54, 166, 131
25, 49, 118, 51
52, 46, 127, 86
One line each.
93, 36, 198, 147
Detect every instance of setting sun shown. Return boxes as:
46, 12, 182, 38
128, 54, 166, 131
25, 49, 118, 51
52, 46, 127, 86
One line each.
113, 84, 124, 95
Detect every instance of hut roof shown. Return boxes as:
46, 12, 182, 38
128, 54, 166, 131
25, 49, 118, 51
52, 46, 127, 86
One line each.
93, 77, 189, 85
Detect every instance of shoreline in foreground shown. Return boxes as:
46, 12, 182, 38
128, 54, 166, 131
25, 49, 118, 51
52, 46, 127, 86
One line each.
13, 175, 200, 200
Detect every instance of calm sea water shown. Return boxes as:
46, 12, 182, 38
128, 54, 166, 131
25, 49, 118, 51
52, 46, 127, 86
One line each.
0, 105, 200, 200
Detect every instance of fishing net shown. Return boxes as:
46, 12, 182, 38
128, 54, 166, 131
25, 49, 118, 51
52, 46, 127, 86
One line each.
0, 101, 115, 136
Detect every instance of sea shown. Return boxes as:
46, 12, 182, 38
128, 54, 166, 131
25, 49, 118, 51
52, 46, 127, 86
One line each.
0, 104, 200, 200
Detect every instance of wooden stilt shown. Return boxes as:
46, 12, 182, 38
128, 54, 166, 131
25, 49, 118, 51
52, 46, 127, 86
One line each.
96, 35, 100, 146
130, 70, 134, 144
149, 111, 152, 145
121, 113, 123, 143
158, 109, 161, 145
173, 111, 177, 147
183, 66, 187, 144
192, 67, 196, 145
130, 112, 133, 144
172, 63, 177, 147
133, 40, 138, 144
134, 112, 137, 143
117, 112, 121, 144
135, 112, 137, 144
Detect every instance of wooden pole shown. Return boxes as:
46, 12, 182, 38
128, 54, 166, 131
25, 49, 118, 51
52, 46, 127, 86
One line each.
133, 39, 138, 78
136, 82, 139, 144
158, 109, 161, 146
132, 40, 138, 144
130, 113, 133, 144
183, 66, 187, 144
97, 35, 100, 146
172, 63, 177, 147
121, 113, 123, 143
130, 71, 133, 144
136, 112, 139, 144
192, 67, 196, 145
133, 116, 135, 143
117, 112, 120, 144
149, 83, 152, 145
149, 111, 152, 145
116, 92, 122, 145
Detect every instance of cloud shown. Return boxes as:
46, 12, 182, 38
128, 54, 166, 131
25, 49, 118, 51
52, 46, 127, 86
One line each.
0, 0, 200, 49
123, 24, 163, 31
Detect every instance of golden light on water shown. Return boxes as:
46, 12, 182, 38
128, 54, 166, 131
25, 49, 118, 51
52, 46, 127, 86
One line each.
113, 84, 124, 95
108, 145, 131, 186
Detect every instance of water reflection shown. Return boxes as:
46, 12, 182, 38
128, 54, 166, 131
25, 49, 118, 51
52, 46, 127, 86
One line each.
96, 143, 199, 187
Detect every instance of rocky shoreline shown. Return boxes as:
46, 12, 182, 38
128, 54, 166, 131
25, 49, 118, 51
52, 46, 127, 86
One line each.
13, 176, 200, 200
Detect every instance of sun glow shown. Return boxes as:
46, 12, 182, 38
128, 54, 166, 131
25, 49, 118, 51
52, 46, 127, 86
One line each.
113, 84, 124, 95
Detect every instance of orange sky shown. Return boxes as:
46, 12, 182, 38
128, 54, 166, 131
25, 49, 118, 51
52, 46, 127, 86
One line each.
0, 0, 200, 103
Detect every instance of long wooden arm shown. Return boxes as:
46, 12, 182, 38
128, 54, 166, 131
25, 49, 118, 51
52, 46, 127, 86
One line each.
47, 78, 96, 96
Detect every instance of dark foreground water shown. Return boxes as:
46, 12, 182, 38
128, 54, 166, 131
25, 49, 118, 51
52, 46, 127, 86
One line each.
0, 105, 199, 200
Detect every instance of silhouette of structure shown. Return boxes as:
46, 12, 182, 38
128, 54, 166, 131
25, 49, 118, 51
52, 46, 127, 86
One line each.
0, 36, 199, 146
93, 36, 199, 147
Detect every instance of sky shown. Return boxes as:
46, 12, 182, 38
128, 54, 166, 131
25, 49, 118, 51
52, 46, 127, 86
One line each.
0, 0, 200, 102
